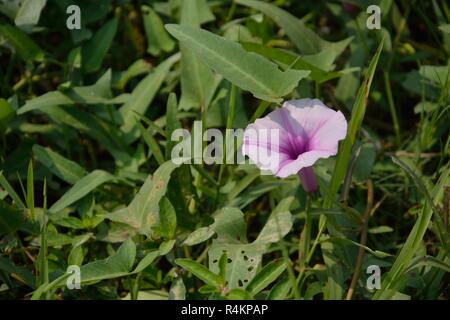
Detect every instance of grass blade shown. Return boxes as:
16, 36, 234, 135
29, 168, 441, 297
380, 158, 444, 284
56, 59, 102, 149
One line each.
26, 159, 34, 220
136, 119, 165, 166
49, 170, 115, 213
0, 171, 26, 208
373, 165, 450, 299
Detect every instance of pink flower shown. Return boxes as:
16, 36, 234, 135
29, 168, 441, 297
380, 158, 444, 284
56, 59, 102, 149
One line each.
242, 99, 347, 193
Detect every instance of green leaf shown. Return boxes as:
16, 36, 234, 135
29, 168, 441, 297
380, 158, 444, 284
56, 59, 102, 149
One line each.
178, 0, 221, 111
165, 24, 309, 102
82, 17, 118, 73
182, 226, 215, 246
209, 241, 265, 289
33, 238, 170, 298
0, 0, 21, 19
368, 226, 394, 234
14, 0, 46, 30
0, 23, 44, 62
142, 5, 175, 56
34, 105, 133, 166
68, 244, 85, 266
211, 207, 247, 242
119, 54, 179, 143
438, 24, 450, 34
80, 239, 136, 283
218, 252, 228, 280
255, 210, 293, 245
208, 208, 259, 289
133, 251, 160, 273
136, 118, 165, 165
175, 258, 224, 287
195, 0, 215, 24
122, 290, 169, 300
246, 260, 287, 296
419, 64, 450, 85
226, 288, 254, 300
158, 239, 176, 256
116, 240, 173, 274
18, 70, 130, 114
169, 276, 186, 300
208, 203, 292, 290
267, 277, 291, 300
32, 273, 71, 300
199, 284, 218, 294
107, 161, 179, 236
236, 0, 351, 58
33, 145, 87, 184
242, 42, 359, 83
49, 170, 115, 213
406, 255, 450, 274
303, 281, 323, 300
158, 197, 177, 239
114, 59, 153, 90
134, 111, 167, 138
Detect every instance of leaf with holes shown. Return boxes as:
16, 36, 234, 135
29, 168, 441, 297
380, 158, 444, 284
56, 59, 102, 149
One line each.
208, 200, 293, 289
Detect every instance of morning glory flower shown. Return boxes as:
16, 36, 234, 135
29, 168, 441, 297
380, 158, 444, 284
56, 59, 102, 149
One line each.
242, 99, 348, 193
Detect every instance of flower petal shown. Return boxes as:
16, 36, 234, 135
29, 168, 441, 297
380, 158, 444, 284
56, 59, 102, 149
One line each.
308, 110, 347, 153
282, 99, 339, 139
276, 149, 336, 178
242, 123, 291, 174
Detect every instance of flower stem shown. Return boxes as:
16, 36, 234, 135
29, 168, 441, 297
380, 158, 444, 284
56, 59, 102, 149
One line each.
383, 71, 401, 147
306, 217, 325, 263
297, 194, 312, 297
303, 195, 313, 260
299, 167, 318, 193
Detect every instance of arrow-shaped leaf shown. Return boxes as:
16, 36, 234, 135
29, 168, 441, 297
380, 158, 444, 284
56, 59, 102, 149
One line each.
165, 24, 309, 102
